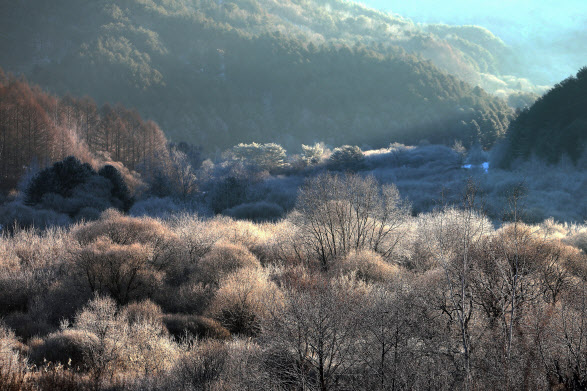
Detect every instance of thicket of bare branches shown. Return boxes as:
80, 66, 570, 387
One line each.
0, 175, 586, 390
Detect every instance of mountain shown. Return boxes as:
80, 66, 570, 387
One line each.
0, 0, 514, 151
501, 67, 587, 166
359, 0, 587, 88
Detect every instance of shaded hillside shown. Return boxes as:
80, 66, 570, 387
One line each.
0, 0, 513, 150
502, 67, 587, 165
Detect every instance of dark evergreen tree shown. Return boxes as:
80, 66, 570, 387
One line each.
98, 165, 134, 212
25, 157, 133, 218
25, 156, 94, 205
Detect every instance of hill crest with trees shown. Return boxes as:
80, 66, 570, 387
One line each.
501, 67, 587, 166
0, 0, 516, 151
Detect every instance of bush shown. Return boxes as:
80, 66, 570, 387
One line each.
565, 231, 587, 254
98, 165, 134, 212
170, 213, 222, 263
24, 156, 134, 219
163, 314, 230, 340
28, 330, 93, 368
73, 237, 162, 304
155, 280, 215, 315
207, 176, 249, 213
223, 201, 284, 222
72, 209, 169, 245
198, 241, 260, 285
3, 312, 51, 341
208, 268, 281, 336
25, 157, 94, 206
231, 142, 287, 172
122, 300, 164, 327
205, 216, 269, 251
159, 340, 229, 391
0, 274, 30, 315
328, 145, 365, 171
336, 250, 400, 283
0, 201, 71, 231
301, 142, 327, 166
0, 324, 24, 363
124, 315, 178, 377
0, 324, 30, 391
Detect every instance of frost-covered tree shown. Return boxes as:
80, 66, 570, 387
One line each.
231, 143, 287, 171
292, 172, 410, 269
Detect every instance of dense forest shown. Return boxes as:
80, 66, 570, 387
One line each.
501, 67, 587, 165
0, 0, 517, 150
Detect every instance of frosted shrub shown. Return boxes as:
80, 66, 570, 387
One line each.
171, 213, 221, 261
328, 145, 365, 171
72, 209, 169, 246
74, 237, 162, 304
28, 329, 93, 368
0, 324, 29, 390
198, 240, 260, 285
163, 314, 230, 340
156, 280, 215, 315
208, 268, 282, 336
336, 250, 400, 283
122, 300, 164, 328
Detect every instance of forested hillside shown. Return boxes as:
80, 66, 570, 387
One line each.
501, 67, 587, 165
0, 0, 514, 150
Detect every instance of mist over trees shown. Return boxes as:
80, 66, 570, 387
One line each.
1, 69, 584, 229
0, 0, 514, 150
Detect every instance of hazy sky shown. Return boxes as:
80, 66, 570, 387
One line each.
361, 0, 584, 36
358, 0, 587, 84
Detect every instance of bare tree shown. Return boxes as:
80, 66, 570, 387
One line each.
262, 276, 363, 391
538, 282, 587, 389
359, 284, 412, 391
430, 180, 489, 390
292, 173, 410, 270
74, 294, 129, 389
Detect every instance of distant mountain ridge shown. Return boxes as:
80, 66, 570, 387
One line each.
0, 0, 515, 150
